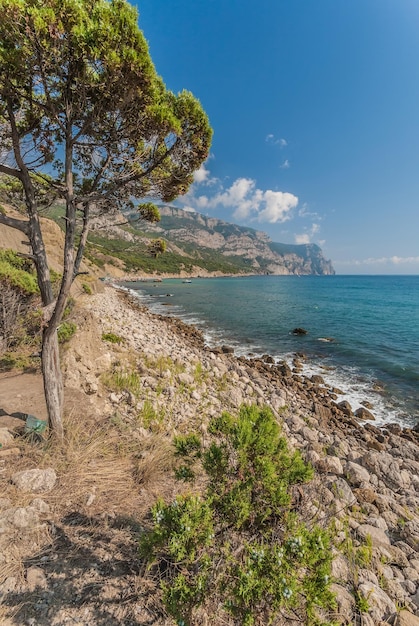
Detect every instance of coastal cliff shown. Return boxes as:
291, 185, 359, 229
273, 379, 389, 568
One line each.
137, 205, 335, 276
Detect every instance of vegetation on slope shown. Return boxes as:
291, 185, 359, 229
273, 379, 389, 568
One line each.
141, 405, 336, 626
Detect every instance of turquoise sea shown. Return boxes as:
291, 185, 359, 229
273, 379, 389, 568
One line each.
122, 275, 419, 427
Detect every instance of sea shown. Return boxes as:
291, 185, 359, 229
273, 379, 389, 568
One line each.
120, 275, 419, 428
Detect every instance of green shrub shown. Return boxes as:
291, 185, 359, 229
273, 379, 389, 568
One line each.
102, 368, 142, 395
63, 297, 75, 319
0, 249, 39, 294
140, 405, 336, 626
0, 352, 31, 371
57, 321, 77, 343
82, 282, 93, 295
102, 332, 123, 344
139, 400, 165, 430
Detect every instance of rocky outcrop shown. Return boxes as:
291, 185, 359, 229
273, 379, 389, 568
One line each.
132, 205, 335, 275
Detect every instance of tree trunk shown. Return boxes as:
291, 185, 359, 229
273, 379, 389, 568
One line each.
41, 326, 64, 440
4, 99, 66, 439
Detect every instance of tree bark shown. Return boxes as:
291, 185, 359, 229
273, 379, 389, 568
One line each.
41, 325, 64, 440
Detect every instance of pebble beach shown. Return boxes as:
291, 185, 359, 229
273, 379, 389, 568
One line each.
79, 285, 419, 625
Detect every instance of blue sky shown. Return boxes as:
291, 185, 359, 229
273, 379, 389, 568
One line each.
136, 0, 419, 274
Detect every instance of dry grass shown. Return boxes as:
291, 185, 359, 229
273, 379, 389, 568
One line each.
0, 401, 178, 594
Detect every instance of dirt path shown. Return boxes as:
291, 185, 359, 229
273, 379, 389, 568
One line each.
0, 372, 48, 422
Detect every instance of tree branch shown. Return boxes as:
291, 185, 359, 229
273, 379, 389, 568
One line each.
0, 163, 24, 181
0, 212, 30, 235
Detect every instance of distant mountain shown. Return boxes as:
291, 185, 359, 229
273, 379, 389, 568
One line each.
135, 205, 335, 276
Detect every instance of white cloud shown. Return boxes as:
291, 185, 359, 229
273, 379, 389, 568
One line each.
339, 255, 419, 266
280, 159, 290, 169
206, 178, 298, 224
195, 195, 209, 210
266, 134, 288, 147
192, 162, 219, 187
193, 164, 210, 184
295, 234, 310, 244
193, 163, 219, 186
294, 223, 320, 245
180, 167, 299, 225
258, 190, 298, 223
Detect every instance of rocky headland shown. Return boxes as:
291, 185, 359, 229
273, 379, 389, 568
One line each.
1, 285, 419, 625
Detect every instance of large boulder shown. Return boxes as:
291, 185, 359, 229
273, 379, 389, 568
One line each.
355, 406, 376, 421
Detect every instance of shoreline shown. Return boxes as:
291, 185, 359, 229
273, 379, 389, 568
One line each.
115, 281, 416, 428
90, 284, 419, 443
81, 285, 419, 621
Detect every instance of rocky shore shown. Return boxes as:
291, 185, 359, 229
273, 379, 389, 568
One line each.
1, 284, 419, 625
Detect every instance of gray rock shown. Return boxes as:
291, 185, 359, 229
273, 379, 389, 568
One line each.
324, 455, 344, 475
401, 521, 419, 551
359, 569, 379, 585
11, 468, 57, 493
337, 400, 353, 416
227, 388, 243, 407
384, 578, 409, 603
409, 559, 419, 574
26, 566, 47, 591
404, 567, 419, 582
365, 516, 388, 531
357, 582, 396, 621
0, 428, 14, 447
30, 499, 50, 514
177, 372, 195, 386
0, 576, 17, 596
395, 610, 419, 626
1, 506, 40, 530
379, 565, 394, 580
345, 461, 371, 486
301, 426, 319, 443
306, 449, 321, 465
327, 477, 356, 506
331, 554, 350, 582
401, 580, 416, 595
329, 583, 355, 624
356, 524, 391, 547
361, 451, 411, 490
355, 406, 376, 420
410, 588, 419, 610
311, 374, 325, 385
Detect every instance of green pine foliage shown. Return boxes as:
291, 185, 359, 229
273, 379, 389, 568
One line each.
57, 321, 77, 343
140, 405, 337, 626
0, 249, 39, 294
